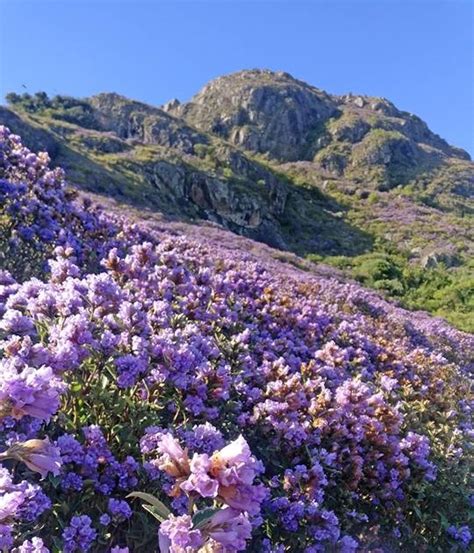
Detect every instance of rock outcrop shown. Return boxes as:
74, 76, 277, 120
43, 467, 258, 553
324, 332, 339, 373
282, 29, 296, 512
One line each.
89, 93, 209, 155
172, 69, 339, 161
172, 69, 471, 191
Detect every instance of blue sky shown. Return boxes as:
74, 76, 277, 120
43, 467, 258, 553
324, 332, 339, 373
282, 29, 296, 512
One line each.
0, 0, 472, 155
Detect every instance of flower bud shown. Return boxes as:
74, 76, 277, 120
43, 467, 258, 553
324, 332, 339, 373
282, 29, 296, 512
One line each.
5, 438, 61, 479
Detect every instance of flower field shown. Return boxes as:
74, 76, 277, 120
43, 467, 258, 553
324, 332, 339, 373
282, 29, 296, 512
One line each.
0, 126, 472, 551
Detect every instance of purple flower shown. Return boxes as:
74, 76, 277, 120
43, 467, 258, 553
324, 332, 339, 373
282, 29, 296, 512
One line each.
100, 513, 111, 526
211, 436, 255, 480
108, 498, 132, 521
158, 514, 203, 552
0, 466, 50, 523
62, 515, 97, 552
180, 454, 219, 498
0, 490, 24, 522
0, 524, 13, 550
401, 432, 437, 481
447, 525, 472, 548
181, 423, 225, 454
0, 309, 34, 335
380, 375, 398, 392
209, 436, 266, 514
337, 535, 359, 552
60, 472, 84, 492
203, 507, 252, 551
0, 364, 64, 422
156, 433, 191, 481
56, 434, 84, 464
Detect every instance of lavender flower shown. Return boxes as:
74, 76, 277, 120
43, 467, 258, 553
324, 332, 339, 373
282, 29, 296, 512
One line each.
158, 514, 203, 552
0, 364, 65, 422
202, 508, 252, 551
0, 523, 13, 550
13, 537, 50, 553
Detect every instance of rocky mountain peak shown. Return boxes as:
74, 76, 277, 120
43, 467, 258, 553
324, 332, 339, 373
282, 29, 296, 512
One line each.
162, 98, 181, 112
171, 69, 470, 173
173, 69, 339, 161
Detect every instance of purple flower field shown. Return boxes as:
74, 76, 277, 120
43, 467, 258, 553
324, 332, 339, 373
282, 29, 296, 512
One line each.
0, 126, 472, 551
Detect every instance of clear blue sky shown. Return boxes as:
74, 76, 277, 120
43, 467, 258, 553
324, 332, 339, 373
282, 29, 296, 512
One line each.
0, 0, 473, 155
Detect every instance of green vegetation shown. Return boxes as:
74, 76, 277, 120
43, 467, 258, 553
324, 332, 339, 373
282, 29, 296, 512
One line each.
313, 141, 350, 172
308, 249, 474, 332
6, 91, 99, 129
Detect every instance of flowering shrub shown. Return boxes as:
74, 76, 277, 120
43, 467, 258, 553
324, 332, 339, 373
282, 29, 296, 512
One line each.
0, 126, 472, 551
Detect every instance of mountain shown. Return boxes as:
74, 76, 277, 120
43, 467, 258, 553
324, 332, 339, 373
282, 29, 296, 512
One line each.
1, 70, 473, 330
172, 69, 468, 166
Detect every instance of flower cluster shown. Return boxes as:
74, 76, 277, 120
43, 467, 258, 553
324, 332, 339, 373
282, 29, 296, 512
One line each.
0, 465, 51, 542
447, 525, 472, 549
62, 515, 97, 552
56, 426, 139, 496
0, 127, 472, 551
159, 508, 252, 553
13, 536, 50, 553
153, 433, 265, 510
142, 432, 264, 551
0, 126, 146, 281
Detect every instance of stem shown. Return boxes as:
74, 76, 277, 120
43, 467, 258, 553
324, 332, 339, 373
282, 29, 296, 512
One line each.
187, 496, 195, 516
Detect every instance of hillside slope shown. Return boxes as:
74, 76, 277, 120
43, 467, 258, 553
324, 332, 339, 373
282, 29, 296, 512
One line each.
1, 70, 473, 329
0, 125, 472, 552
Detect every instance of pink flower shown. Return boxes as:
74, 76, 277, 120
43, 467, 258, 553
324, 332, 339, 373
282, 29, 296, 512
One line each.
180, 472, 219, 499
190, 453, 212, 474
210, 436, 259, 487
208, 436, 265, 514
218, 483, 267, 515
212, 436, 251, 467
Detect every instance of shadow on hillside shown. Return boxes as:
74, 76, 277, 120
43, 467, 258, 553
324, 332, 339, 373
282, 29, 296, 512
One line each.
279, 185, 374, 257
54, 145, 376, 260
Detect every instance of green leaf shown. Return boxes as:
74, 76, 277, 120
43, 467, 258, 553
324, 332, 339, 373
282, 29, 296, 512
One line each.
192, 507, 221, 529
141, 503, 168, 523
437, 512, 449, 528
47, 474, 61, 489
127, 491, 171, 520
